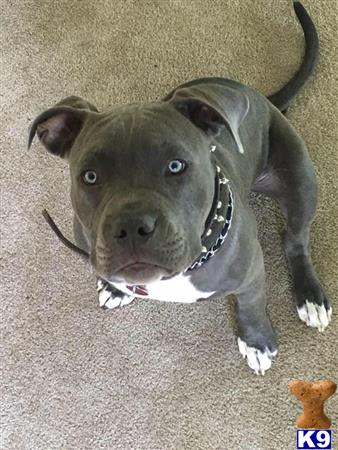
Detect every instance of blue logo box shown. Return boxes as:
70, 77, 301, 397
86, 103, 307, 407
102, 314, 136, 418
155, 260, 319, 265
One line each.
296, 429, 332, 449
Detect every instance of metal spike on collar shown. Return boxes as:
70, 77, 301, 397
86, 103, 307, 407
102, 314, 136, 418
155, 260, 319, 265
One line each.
217, 201, 222, 209
202, 246, 207, 252
206, 229, 212, 236
210, 145, 216, 153
217, 215, 224, 222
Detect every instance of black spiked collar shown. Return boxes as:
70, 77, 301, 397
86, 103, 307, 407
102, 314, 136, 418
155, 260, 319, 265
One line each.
185, 164, 234, 272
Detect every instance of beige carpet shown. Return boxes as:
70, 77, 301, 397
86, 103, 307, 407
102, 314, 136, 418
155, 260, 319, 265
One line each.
1, 1, 337, 449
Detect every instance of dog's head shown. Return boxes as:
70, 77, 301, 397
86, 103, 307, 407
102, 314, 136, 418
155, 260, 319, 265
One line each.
29, 85, 248, 284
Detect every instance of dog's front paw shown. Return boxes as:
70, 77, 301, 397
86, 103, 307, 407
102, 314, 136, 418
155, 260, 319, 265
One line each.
97, 279, 135, 309
237, 338, 278, 376
297, 300, 332, 332
293, 272, 332, 332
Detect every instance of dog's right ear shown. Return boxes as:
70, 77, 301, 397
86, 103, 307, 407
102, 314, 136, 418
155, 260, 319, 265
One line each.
28, 96, 98, 159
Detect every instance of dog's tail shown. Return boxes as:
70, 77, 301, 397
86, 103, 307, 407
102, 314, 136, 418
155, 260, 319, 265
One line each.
267, 1, 319, 113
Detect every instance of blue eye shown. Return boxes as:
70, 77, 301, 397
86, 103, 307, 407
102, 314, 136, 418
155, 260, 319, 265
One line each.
168, 159, 186, 174
82, 170, 97, 185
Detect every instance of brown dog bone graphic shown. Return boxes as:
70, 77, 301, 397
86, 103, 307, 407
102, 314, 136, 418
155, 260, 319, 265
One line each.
289, 380, 337, 429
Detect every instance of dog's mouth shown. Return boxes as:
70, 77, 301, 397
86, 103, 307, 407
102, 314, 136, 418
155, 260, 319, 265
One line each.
103, 260, 173, 284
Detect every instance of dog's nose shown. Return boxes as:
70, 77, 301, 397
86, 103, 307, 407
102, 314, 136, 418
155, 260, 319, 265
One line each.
109, 214, 157, 241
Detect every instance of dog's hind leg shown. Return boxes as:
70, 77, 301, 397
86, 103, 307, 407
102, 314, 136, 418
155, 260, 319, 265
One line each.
253, 110, 332, 331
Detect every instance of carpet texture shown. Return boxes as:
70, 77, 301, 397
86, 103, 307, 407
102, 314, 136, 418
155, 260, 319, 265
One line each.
1, 1, 337, 449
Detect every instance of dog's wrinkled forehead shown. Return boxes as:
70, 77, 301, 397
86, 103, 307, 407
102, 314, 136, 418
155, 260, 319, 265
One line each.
70, 102, 210, 172
89, 102, 205, 147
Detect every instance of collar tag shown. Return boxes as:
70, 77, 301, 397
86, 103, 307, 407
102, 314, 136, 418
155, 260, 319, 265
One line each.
126, 285, 149, 296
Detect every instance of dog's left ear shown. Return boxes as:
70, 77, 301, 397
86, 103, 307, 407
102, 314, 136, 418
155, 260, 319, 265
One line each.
28, 96, 98, 158
166, 85, 249, 154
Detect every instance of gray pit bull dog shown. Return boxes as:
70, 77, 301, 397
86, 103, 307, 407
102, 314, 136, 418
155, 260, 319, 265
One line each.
29, 2, 332, 375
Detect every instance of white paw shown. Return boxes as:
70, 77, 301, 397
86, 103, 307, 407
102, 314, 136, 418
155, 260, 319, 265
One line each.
97, 280, 135, 309
237, 338, 277, 375
297, 300, 332, 332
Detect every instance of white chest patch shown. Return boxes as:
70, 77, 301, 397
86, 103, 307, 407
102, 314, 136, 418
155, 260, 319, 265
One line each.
111, 272, 216, 303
